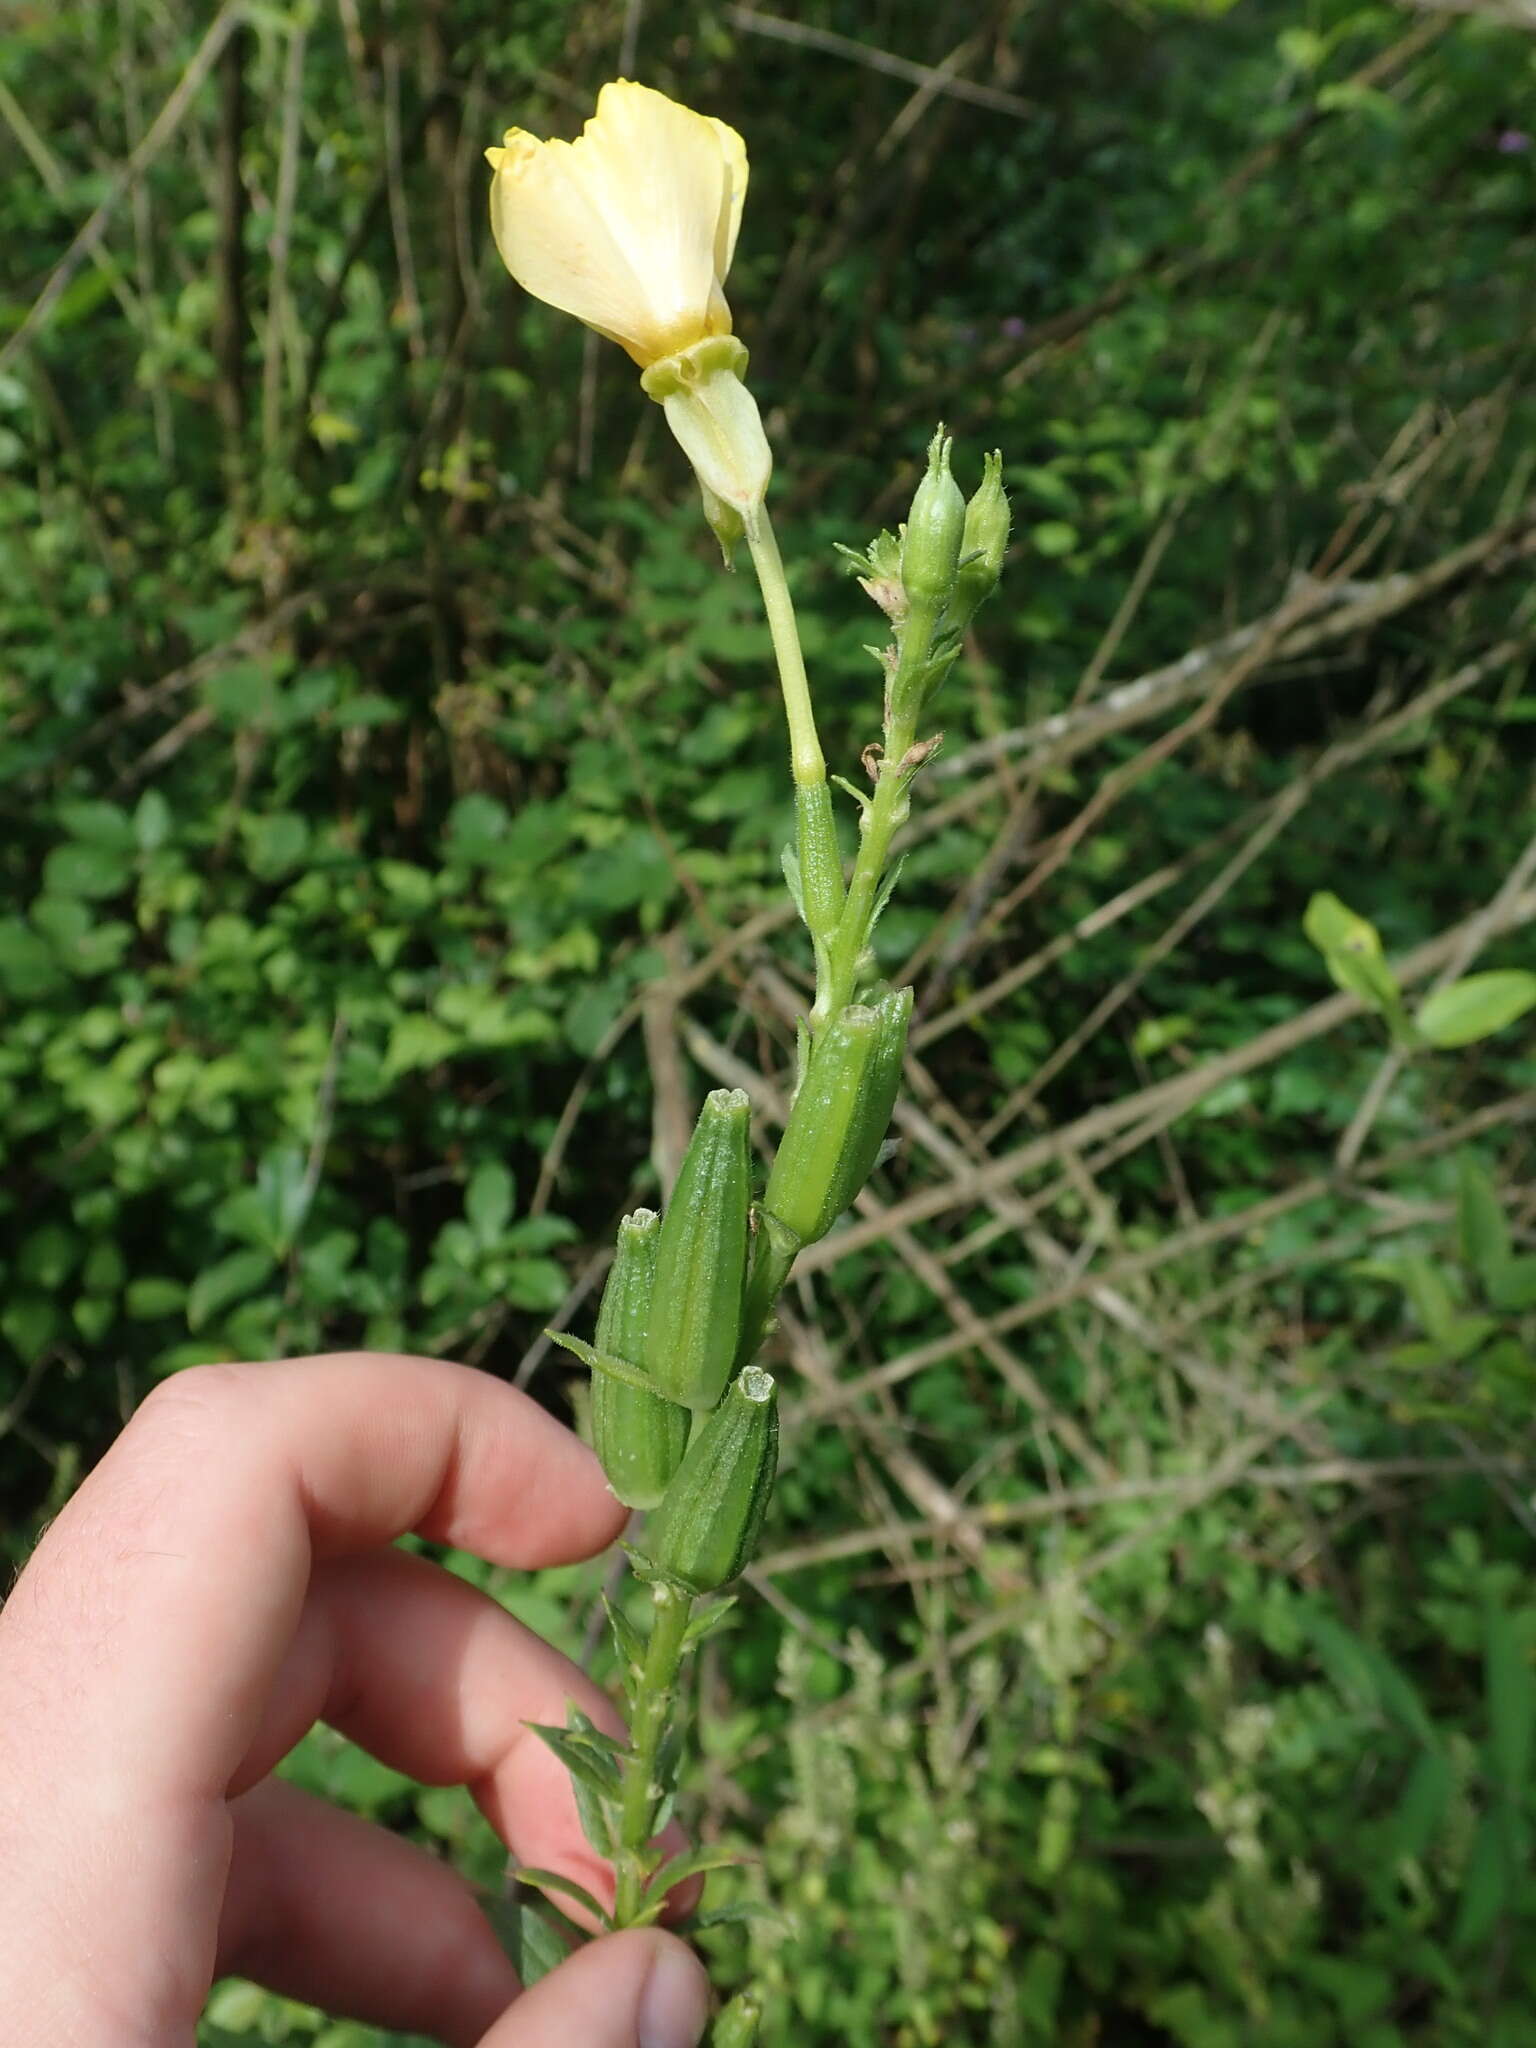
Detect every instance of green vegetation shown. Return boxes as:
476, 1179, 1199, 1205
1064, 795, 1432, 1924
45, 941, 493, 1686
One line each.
3, 2, 1535, 2042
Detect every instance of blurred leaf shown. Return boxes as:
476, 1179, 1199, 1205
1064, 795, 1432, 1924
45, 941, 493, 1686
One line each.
1415, 972, 1536, 1049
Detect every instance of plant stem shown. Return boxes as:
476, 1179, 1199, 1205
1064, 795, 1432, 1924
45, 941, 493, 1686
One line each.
612, 1579, 695, 1927
822, 598, 943, 1012
746, 510, 825, 790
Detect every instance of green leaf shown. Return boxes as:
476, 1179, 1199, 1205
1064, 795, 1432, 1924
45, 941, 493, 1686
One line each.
604, 1594, 646, 1685
1415, 971, 1536, 1049
1452, 1811, 1508, 1951
17, 1222, 78, 1289
682, 1596, 739, 1651
127, 1276, 188, 1318
639, 1845, 745, 1916
466, 1160, 516, 1245
385, 1014, 460, 1077
1484, 1606, 1534, 1800
187, 1247, 277, 1331
689, 1900, 788, 1932
1388, 1748, 1454, 1865
1456, 1154, 1511, 1293
1488, 1256, 1536, 1312
0, 917, 62, 997
523, 1721, 623, 1800
43, 840, 129, 900
509, 1866, 612, 1929
545, 1328, 682, 1404
485, 1895, 571, 1987
1376, 1254, 1458, 1344
1307, 1611, 1436, 1745
1, 1294, 59, 1364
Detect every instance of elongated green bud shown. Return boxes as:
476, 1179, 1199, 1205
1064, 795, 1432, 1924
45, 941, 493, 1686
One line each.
795, 778, 845, 943
713, 1992, 764, 2047
646, 1366, 778, 1594
952, 449, 1009, 621
591, 1208, 687, 1510
762, 1005, 880, 1246
823, 983, 912, 1221
646, 1088, 752, 1412
900, 426, 965, 614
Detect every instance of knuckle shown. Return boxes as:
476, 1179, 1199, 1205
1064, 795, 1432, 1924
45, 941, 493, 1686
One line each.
130, 1360, 261, 1440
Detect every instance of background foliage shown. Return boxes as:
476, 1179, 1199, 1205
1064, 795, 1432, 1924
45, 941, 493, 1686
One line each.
3, 2, 1536, 2042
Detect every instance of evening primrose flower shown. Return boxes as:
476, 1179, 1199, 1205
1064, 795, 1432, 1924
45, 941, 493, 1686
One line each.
487, 80, 772, 547
486, 78, 746, 370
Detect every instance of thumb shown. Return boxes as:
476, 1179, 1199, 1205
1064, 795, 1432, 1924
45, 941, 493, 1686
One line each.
479, 1928, 712, 2048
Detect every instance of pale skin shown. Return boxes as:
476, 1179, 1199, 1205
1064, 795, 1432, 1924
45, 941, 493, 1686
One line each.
0, 1352, 711, 2048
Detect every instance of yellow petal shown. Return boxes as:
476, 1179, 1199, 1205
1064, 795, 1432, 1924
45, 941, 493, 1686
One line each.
490, 130, 659, 361
487, 80, 750, 366
708, 116, 748, 279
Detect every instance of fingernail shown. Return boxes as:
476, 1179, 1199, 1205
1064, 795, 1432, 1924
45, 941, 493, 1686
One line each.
637, 1939, 710, 2048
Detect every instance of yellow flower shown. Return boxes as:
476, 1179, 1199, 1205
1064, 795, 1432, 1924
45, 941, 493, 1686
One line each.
486, 79, 748, 370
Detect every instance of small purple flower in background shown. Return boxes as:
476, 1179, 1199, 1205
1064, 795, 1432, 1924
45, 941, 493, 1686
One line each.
1496, 129, 1530, 154
1001, 315, 1028, 340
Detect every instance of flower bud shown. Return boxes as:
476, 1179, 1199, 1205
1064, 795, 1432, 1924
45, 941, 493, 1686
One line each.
762, 1005, 880, 1245
822, 984, 912, 1220
900, 426, 965, 614
713, 1993, 764, 2048
645, 1365, 778, 1594
952, 450, 1010, 620
591, 1208, 688, 1509
645, 1088, 752, 1412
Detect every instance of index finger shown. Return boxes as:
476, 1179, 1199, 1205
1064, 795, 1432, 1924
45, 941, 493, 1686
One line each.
0, 1353, 626, 1804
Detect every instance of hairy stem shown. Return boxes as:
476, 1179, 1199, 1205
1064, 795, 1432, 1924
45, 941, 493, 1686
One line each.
612, 1580, 695, 1927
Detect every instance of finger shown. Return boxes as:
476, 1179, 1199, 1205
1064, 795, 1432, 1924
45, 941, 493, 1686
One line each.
0, 1354, 626, 1808
235, 1548, 696, 1915
477, 1929, 710, 2048
0, 1354, 626, 2035
219, 1777, 519, 2048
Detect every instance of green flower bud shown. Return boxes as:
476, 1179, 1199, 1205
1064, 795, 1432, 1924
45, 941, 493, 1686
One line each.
646, 1365, 778, 1594
762, 1004, 880, 1245
822, 983, 912, 1220
646, 1088, 752, 1412
713, 1993, 764, 2048
591, 1208, 688, 1510
952, 449, 1010, 620
900, 426, 965, 614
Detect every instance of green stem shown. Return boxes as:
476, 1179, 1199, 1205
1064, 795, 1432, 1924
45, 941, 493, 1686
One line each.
612, 1580, 695, 1928
746, 510, 825, 790
822, 598, 943, 1013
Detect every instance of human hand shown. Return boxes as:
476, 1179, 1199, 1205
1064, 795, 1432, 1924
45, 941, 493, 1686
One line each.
0, 1353, 712, 2048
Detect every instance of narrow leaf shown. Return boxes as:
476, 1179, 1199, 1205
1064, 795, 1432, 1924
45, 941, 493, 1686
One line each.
1388, 1749, 1454, 1864
645, 1846, 745, 1904
1485, 1606, 1535, 1799
510, 1867, 612, 1930
605, 1593, 646, 1681
682, 1596, 739, 1651
524, 1722, 622, 1800
1451, 1812, 1508, 1951
485, 1895, 571, 1987
690, 1900, 789, 1932
570, 1767, 616, 1859
545, 1329, 683, 1404
1456, 1153, 1511, 1292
